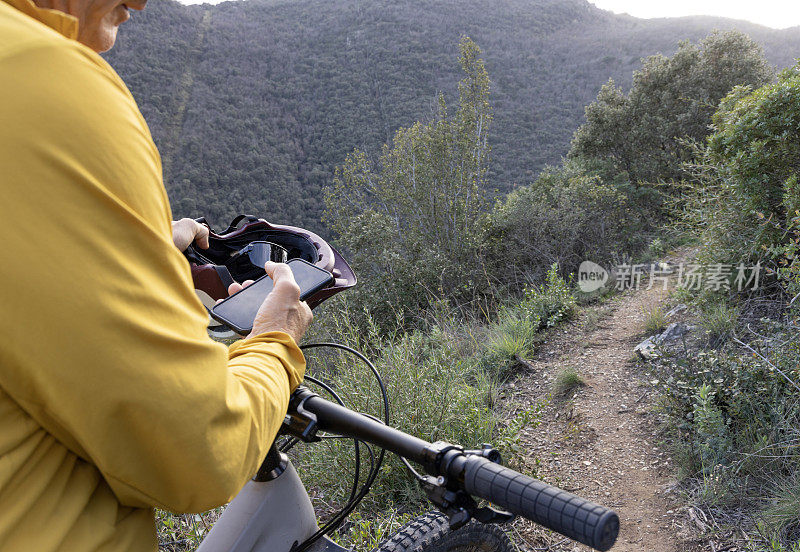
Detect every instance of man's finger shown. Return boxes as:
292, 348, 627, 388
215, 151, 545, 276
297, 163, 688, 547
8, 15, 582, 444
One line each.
226, 279, 255, 298
264, 262, 293, 282
195, 222, 210, 249
227, 282, 243, 296
264, 262, 300, 298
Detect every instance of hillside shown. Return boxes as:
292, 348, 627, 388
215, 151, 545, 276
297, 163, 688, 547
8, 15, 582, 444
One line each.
105, 0, 800, 227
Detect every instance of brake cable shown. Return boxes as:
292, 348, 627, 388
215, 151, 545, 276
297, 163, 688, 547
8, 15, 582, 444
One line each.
300, 342, 426, 481
290, 342, 390, 551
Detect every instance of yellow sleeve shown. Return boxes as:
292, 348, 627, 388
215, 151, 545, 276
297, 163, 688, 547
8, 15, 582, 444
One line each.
0, 40, 305, 512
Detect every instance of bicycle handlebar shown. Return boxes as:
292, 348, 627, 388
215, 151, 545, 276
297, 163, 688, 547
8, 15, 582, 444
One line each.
461, 455, 618, 550
294, 390, 619, 551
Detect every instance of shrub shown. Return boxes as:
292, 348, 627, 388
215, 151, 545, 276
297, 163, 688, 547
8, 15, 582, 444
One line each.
570, 31, 772, 185
293, 311, 506, 526
681, 63, 800, 294
655, 339, 800, 509
324, 37, 493, 330
485, 165, 641, 287
708, 67, 800, 238
691, 383, 732, 502
521, 263, 577, 329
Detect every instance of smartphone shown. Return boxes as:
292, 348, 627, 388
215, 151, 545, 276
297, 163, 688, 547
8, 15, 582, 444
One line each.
210, 258, 334, 335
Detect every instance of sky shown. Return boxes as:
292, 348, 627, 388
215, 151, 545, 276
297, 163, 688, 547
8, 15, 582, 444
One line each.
589, 1, 800, 29
173, 0, 800, 29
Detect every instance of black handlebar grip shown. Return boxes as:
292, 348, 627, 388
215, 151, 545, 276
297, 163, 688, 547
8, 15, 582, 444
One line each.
463, 458, 619, 551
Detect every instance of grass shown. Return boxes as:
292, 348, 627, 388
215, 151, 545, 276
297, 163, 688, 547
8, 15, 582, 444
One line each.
699, 301, 739, 346
761, 539, 800, 552
338, 511, 419, 551
552, 367, 585, 397
286, 280, 576, 548
650, 277, 800, 550
156, 509, 222, 551
642, 303, 668, 335
485, 308, 540, 377
283, 308, 509, 549
762, 474, 800, 546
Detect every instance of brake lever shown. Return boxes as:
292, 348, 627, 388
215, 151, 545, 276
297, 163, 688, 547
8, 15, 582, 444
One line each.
420, 474, 514, 529
471, 505, 515, 525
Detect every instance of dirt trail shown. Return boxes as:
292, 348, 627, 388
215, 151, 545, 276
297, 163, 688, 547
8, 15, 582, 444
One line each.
505, 265, 698, 551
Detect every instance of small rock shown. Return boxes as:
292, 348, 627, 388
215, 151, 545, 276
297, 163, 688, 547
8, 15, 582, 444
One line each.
634, 337, 659, 359
655, 322, 688, 344
665, 304, 687, 318
636, 323, 689, 359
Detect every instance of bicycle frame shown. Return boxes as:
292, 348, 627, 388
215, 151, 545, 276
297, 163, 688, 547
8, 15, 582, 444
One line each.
197, 460, 347, 552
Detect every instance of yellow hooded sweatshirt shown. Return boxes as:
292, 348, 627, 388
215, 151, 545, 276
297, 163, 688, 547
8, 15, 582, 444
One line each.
0, 1, 306, 550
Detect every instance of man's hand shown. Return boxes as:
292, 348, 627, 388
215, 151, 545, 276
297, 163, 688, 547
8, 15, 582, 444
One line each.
172, 218, 210, 252
226, 262, 313, 344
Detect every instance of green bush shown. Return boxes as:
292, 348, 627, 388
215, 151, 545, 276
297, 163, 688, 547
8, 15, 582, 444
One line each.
570, 31, 772, 186
681, 63, 800, 293
691, 383, 732, 502
485, 165, 641, 287
293, 311, 505, 528
521, 263, 577, 329
324, 37, 493, 331
655, 340, 800, 510
708, 66, 800, 236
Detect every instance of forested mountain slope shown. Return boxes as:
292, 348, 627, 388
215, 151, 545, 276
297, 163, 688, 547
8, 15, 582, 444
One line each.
105, 0, 800, 227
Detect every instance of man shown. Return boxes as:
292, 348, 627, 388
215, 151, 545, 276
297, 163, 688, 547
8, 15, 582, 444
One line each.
0, 1, 313, 550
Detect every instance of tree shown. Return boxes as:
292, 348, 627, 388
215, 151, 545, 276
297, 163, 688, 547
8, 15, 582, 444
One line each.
324, 36, 492, 326
569, 30, 773, 185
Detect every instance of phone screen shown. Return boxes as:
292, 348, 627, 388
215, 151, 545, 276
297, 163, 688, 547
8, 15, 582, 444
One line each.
210, 259, 333, 335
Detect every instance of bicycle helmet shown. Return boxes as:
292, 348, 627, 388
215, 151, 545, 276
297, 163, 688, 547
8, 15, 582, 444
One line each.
184, 215, 356, 335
